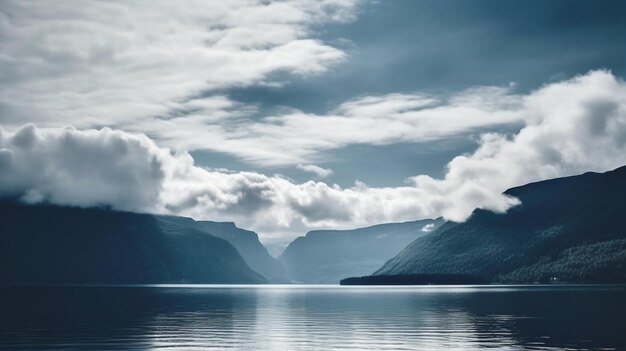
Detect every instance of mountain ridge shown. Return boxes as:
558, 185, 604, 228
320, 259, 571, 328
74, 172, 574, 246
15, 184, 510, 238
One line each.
0, 201, 267, 285
156, 215, 288, 282
374, 165, 626, 283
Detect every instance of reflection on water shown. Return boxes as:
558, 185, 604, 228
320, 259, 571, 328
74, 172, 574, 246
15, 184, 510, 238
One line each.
1, 285, 625, 350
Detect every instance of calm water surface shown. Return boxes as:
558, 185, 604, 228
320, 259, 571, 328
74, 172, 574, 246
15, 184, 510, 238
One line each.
1, 285, 625, 350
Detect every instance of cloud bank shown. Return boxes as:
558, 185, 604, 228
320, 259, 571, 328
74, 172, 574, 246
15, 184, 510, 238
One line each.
1, 71, 626, 246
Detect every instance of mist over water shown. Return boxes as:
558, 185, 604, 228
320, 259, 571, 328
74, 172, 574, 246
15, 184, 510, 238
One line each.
1, 285, 625, 350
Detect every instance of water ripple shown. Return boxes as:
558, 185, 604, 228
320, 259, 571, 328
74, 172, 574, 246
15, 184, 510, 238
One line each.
0, 285, 624, 350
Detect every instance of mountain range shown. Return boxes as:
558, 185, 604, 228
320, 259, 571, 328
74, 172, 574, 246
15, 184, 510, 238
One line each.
2, 166, 626, 285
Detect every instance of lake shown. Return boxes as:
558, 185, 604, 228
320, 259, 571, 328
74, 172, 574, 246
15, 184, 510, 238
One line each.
1, 285, 625, 350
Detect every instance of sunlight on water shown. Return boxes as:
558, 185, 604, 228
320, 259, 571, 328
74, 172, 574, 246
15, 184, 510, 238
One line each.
1, 285, 624, 350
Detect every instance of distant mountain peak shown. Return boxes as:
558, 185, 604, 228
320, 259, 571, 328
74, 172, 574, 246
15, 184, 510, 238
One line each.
279, 218, 445, 284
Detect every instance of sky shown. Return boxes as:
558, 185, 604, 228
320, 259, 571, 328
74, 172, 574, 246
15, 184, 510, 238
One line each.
1, 0, 626, 254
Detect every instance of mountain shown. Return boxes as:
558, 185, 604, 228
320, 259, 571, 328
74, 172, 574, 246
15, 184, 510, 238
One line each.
157, 216, 288, 282
0, 201, 266, 284
374, 166, 626, 283
279, 218, 445, 283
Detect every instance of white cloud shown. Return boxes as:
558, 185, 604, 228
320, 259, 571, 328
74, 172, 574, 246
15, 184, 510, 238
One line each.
0, 0, 531, 168
137, 87, 525, 166
1, 71, 626, 248
403, 70, 626, 222
0, 0, 356, 130
297, 164, 334, 178
0, 124, 165, 210
421, 223, 436, 232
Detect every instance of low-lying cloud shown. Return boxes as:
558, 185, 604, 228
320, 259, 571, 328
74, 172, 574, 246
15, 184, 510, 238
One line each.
1, 71, 626, 247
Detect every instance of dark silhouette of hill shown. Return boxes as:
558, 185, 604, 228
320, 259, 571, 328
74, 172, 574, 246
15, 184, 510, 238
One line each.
0, 201, 266, 284
374, 166, 626, 283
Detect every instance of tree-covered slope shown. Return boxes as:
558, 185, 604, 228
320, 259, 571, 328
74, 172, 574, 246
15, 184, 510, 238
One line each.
375, 166, 626, 283
0, 202, 266, 284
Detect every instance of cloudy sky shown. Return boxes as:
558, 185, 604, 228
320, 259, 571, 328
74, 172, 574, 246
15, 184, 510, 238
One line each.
1, 0, 626, 254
